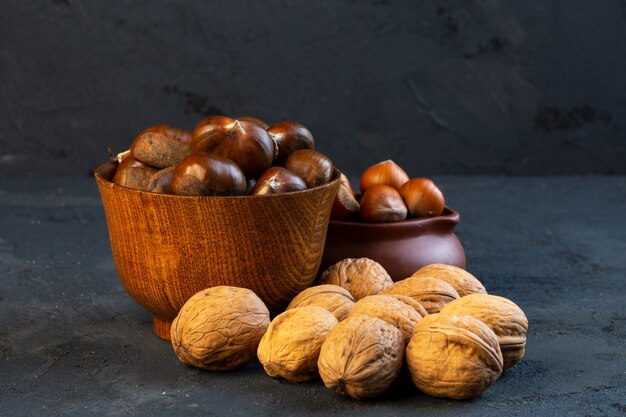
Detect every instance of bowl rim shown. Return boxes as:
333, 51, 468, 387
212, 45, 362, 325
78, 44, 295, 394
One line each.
328, 206, 460, 229
94, 161, 341, 200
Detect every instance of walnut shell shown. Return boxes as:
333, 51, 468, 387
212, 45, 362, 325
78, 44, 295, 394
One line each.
439, 294, 528, 369
383, 276, 459, 314
386, 294, 429, 318
286, 285, 355, 321
348, 295, 424, 344
412, 264, 487, 297
318, 258, 393, 301
406, 314, 503, 400
257, 306, 338, 382
171, 286, 270, 371
317, 314, 404, 399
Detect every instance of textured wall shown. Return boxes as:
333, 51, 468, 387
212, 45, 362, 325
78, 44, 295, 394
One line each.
1, 0, 625, 176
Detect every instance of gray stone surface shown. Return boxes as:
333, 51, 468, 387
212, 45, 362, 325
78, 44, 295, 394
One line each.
1, 1, 625, 176
0, 175, 625, 416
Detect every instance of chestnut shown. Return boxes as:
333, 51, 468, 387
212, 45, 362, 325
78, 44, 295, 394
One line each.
267, 121, 315, 165
360, 160, 409, 193
251, 167, 307, 196
170, 153, 247, 196
399, 178, 445, 218
147, 166, 176, 194
112, 156, 158, 191
284, 149, 333, 188
131, 125, 192, 169
331, 182, 360, 220
238, 116, 270, 129
359, 184, 407, 223
191, 116, 275, 179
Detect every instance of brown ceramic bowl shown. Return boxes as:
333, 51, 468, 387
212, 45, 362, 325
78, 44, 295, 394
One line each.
320, 207, 466, 281
94, 162, 340, 340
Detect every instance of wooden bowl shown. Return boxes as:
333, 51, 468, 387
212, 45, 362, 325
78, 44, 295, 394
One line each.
94, 162, 340, 340
320, 207, 466, 281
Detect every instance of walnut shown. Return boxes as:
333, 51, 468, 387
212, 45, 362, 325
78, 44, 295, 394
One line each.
383, 276, 459, 314
348, 295, 424, 344
412, 264, 487, 297
386, 294, 429, 317
170, 286, 270, 371
257, 306, 338, 382
439, 294, 528, 369
406, 313, 503, 400
286, 284, 355, 321
317, 314, 404, 399
318, 258, 393, 301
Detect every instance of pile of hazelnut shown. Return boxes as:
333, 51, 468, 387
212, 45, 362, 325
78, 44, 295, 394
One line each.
170, 260, 529, 401
110, 116, 334, 196
331, 160, 446, 223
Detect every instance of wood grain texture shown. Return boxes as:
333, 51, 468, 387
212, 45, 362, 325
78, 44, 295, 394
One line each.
95, 162, 340, 340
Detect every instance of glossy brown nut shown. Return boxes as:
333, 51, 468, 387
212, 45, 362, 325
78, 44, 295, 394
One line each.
237, 116, 270, 129
360, 160, 409, 193
284, 149, 333, 188
130, 125, 192, 169
330, 183, 360, 220
267, 121, 315, 165
191, 116, 275, 179
400, 178, 445, 218
147, 166, 176, 194
170, 153, 247, 196
251, 167, 307, 196
338, 172, 356, 197
359, 184, 407, 223
112, 156, 158, 191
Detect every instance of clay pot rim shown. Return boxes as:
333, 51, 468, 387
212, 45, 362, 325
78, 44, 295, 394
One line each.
94, 161, 341, 200
329, 207, 460, 229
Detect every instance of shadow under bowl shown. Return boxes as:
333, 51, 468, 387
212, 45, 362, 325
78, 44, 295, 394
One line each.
94, 162, 340, 340
320, 207, 466, 281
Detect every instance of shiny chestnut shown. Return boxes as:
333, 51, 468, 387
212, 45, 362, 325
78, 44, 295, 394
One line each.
359, 184, 408, 223
112, 156, 158, 191
131, 125, 192, 169
284, 149, 333, 188
330, 173, 359, 220
191, 116, 275, 178
399, 178, 445, 218
360, 160, 409, 193
251, 167, 307, 196
170, 153, 247, 196
267, 121, 315, 165
238, 116, 270, 129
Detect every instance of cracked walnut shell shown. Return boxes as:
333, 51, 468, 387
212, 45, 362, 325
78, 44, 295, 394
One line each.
318, 258, 393, 301
406, 313, 503, 400
257, 306, 338, 382
170, 286, 270, 371
439, 294, 528, 369
317, 314, 404, 399
383, 276, 459, 314
348, 294, 425, 344
286, 284, 355, 321
412, 264, 487, 297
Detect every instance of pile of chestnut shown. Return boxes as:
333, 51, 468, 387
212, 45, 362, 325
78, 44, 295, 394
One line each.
330, 160, 446, 223
111, 116, 334, 196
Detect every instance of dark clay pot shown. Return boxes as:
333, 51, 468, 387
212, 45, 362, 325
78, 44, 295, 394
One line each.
320, 207, 466, 281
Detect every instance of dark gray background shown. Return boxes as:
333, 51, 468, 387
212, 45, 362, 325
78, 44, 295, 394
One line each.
1, 0, 625, 176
